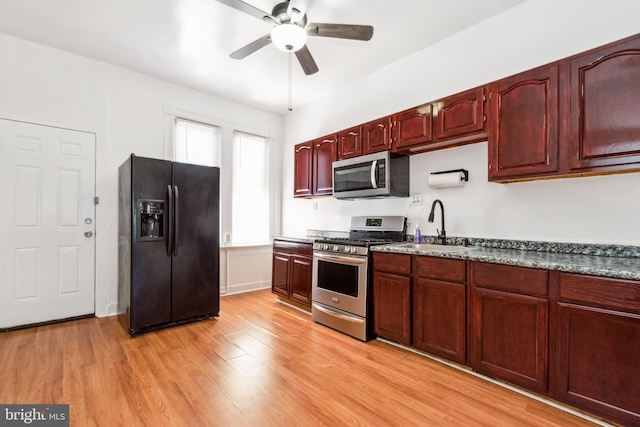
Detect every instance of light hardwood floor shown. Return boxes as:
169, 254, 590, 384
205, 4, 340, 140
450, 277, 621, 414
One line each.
0, 289, 610, 426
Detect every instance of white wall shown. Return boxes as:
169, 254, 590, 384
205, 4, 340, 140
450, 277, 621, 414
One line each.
281, 0, 640, 245
0, 34, 283, 317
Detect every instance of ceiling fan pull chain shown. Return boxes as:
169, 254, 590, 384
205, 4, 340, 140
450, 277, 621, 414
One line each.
288, 52, 293, 111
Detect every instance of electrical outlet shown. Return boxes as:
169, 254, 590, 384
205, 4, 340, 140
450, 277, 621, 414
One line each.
410, 194, 423, 206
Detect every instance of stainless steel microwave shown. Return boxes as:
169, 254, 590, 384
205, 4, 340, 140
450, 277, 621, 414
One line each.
332, 151, 409, 199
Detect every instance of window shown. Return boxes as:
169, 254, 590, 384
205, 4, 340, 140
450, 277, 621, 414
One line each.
232, 132, 270, 245
175, 118, 220, 167
173, 117, 271, 246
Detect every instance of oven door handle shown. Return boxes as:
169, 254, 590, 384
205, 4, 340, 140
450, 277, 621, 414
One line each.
314, 252, 367, 266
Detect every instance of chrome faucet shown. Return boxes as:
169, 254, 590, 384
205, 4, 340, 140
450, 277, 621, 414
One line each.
428, 199, 446, 245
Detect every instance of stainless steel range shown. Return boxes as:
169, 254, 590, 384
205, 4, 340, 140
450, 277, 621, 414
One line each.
311, 216, 406, 341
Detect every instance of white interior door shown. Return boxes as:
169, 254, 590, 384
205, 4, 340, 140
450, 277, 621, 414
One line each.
0, 119, 96, 329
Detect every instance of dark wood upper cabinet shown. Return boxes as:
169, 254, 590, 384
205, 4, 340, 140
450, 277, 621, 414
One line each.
488, 64, 560, 181
294, 135, 335, 198
299, 33, 640, 183
392, 104, 434, 150
337, 125, 363, 159
293, 141, 313, 197
435, 86, 486, 141
568, 35, 640, 173
313, 135, 336, 196
363, 116, 393, 154
393, 88, 487, 153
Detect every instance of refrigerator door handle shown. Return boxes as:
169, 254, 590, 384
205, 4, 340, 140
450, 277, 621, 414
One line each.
167, 185, 173, 257
173, 185, 179, 256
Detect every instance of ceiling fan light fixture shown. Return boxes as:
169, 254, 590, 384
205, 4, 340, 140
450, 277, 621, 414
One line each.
271, 23, 307, 52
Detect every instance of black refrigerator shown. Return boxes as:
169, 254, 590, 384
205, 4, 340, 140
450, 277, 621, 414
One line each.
117, 154, 220, 336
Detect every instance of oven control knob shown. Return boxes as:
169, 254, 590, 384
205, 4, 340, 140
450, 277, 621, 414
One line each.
321, 244, 329, 250
347, 246, 356, 253
332, 245, 339, 251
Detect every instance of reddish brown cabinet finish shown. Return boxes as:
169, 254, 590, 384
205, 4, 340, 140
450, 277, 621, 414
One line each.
294, 135, 335, 198
568, 35, 640, 173
393, 88, 487, 153
363, 116, 393, 154
313, 135, 336, 196
435, 86, 486, 142
293, 141, 313, 197
392, 104, 434, 150
552, 273, 640, 426
470, 263, 549, 393
372, 252, 412, 345
412, 256, 467, 364
337, 126, 363, 159
271, 240, 313, 307
488, 64, 560, 181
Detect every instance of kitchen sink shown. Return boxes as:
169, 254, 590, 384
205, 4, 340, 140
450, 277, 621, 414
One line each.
392, 243, 477, 253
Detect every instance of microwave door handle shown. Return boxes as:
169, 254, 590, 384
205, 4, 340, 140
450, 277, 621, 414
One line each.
370, 160, 378, 189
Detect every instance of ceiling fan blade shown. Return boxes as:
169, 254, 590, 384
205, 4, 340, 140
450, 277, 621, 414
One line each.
214, 0, 272, 22
307, 23, 374, 41
230, 34, 272, 59
295, 45, 319, 75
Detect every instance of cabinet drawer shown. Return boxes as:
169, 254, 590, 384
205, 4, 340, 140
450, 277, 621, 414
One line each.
372, 252, 411, 275
558, 273, 640, 314
273, 240, 313, 256
413, 256, 466, 283
473, 262, 548, 297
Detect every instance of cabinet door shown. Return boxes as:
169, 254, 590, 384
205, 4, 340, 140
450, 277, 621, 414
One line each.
569, 35, 640, 172
272, 252, 290, 297
363, 116, 393, 154
392, 104, 433, 150
313, 135, 336, 196
555, 303, 640, 426
337, 126, 362, 159
293, 141, 313, 197
289, 255, 312, 306
435, 87, 486, 141
372, 272, 411, 345
488, 64, 560, 181
413, 278, 466, 364
470, 287, 548, 392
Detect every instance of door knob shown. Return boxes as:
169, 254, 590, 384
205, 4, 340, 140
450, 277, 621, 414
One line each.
84, 231, 94, 237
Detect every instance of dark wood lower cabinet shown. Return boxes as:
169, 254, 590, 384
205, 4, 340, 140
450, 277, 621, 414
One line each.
371, 252, 412, 345
289, 255, 312, 305
470, 287, 548, 392
413, 278, 466, 364
369, 254, 640, 425
551, 272, 640, 426
271, 240, 313, 308
372, 271, 411, 345
555, 303, 640, 426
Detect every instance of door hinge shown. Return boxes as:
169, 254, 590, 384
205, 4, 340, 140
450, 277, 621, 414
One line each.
94, 196, 100, 205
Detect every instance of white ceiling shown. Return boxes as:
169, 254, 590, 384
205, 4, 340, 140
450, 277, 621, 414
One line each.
0, 0, 524, 115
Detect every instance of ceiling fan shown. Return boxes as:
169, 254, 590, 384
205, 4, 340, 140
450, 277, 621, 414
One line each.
214, 0, 374, 75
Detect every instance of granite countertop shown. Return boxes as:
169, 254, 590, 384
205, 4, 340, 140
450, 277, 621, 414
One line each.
372, 239, 640, 281
273, 236, 317, 244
